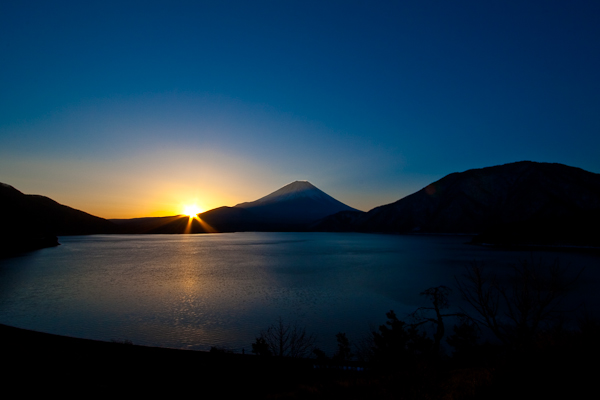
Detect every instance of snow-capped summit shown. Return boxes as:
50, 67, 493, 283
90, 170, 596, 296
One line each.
235, 181, 346, 208
233, 181, 359, 225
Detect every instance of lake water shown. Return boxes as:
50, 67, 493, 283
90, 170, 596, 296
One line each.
0, 232, 598, 354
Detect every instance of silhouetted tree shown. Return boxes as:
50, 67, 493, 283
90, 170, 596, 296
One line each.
411, 286, 466, 357
252, 317, 316, 358
455, 259, 582, 350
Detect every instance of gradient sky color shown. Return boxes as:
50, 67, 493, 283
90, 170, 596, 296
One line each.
1, 1, 599, 218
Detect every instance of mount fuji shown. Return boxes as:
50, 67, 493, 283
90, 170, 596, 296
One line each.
235, 181, 359, 223
199, 181, 360, 232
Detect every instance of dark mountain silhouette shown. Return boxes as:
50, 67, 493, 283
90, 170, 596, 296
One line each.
6, 162, 598, 247
198, 206, 262, 232
112, 213, 227, 234
0, 182, 120, 257
308, 210, 366, 232
111, 209, 253, 234
111, 181, 358, 234
232, 181, 359, 228
110, 215, 191, 234
314, 161, 600, 247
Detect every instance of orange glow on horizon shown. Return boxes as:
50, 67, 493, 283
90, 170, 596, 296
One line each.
183, 204, 203, 217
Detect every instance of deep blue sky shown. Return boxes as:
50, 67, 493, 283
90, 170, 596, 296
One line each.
1, 1, 599, 217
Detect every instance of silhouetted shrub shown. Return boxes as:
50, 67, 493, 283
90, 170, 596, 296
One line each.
371, 310, 432, 369
332, 332, 353, 362
312, 348, 329, 362
446, 320, 485, 366
209, 346, 233, 354
110, 339, 133, 345
251, 336, 271, 356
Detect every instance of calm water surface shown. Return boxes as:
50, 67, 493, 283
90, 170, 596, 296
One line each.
0, 232, 598, 353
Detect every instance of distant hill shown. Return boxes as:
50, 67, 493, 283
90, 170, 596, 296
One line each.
110, 215, 190, 234
111, 181, 359, 234
0, 183, 119, 257
314, 161, 600, 247
111, 210, 253, 234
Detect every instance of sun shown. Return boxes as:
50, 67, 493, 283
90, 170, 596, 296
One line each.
183, 204, 203, 218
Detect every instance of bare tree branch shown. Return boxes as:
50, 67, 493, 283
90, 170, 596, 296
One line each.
255, 317, 317, 358
455, 259, 582, 349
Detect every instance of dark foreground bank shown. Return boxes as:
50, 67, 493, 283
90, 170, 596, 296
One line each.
0, 323, 322, 397
1, 324, 379, 398
2, 323, 598, 399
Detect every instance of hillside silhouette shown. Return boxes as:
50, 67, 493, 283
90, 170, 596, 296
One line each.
0, 183, 119, 257
315, 161, 600, 248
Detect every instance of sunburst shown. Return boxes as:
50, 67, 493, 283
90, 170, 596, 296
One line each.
183, 205, 203, 218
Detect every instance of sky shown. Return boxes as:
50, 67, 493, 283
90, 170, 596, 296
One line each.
1, 1, 599, 218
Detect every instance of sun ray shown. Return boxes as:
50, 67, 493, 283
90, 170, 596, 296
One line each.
184, 214, 217, 234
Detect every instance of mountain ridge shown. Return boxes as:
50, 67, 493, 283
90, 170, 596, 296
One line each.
0, 183, 120, 257
314, 161, 600, 247
3, 161, 600, 251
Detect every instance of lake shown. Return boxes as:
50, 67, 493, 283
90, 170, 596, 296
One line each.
0, 232, 598, 354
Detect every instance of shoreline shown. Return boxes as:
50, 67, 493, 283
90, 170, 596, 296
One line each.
0, 323, 357, 396
469, 241, 600, 254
